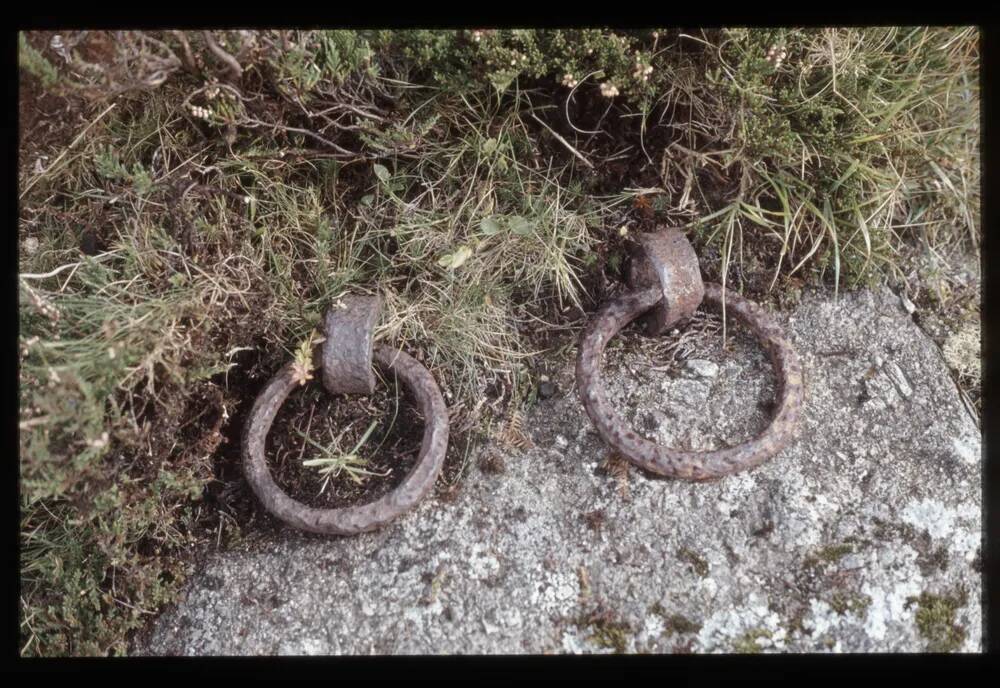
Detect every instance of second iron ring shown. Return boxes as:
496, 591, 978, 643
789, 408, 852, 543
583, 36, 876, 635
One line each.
575, 229, 805, 481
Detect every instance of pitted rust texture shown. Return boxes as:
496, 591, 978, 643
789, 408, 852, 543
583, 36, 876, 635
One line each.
321, 294, 380, 396
244, 295, 446, 536
576, 282, 804, 481
626, 229, 705, 336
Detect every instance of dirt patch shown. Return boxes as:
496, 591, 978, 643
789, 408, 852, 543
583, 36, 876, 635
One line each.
18, 75, 77, 178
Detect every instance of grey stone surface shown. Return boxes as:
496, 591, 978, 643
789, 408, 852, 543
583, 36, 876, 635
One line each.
138, 286, 982, 655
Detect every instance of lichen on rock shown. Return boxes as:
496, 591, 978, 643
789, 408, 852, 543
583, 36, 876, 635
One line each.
139, 287, 982, 655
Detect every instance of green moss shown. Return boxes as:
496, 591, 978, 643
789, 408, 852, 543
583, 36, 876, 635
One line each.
677, 547, 710, 578
908, 588, 969, 652
732, 628, 772, 654
589, 621, 631, 654
819, 543, 854, 562
829, 592, 872, 617
649, 602, 702, 637
664, 614, 702, 637
575, 607, 633, 654
803, 541, 856, 571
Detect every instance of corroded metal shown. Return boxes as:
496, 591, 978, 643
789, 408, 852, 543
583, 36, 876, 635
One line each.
576, 230, 804, 481
321, 294, 380, 396
626, 229, 705, 335
243, 297, 449, 535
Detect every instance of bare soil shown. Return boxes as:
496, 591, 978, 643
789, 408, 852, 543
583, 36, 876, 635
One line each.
265, 364, 424, 510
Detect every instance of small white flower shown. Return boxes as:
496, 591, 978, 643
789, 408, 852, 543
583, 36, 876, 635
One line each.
618, 225, 629, 237
766, 45, 787, 68
189, 104, 214, 120
23, 237, 39, 255
87, 431, 110, 449
633, 63, 653, 80
600, 82, 619, 98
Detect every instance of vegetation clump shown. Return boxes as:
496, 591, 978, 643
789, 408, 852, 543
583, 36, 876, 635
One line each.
908, 588, 969, 652
576, 607, 633, 654
733, 627, 773, 653
677, 547, 710, 577
650, 603, 703, 638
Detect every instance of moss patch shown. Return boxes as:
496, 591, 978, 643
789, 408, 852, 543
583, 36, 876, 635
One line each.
907, 588, 969, 652
650, 603, 702, 637
732, 627, 772, 654
677, 547, 710, 577
829, 592, 872, 617
576, 607, 633, 654
803, 541, 856, 571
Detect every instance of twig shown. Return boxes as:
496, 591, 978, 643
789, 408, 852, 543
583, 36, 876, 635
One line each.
243, 117, 359, 157
564, 71, 606, 136
171, 30, 198, 73
529, 112, 594, 170
19, 262, 85, 281
202, 31, 242, 80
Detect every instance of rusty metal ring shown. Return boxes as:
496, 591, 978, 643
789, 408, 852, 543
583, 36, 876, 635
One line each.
576, 282, 804, 481
242, 344, 449, 535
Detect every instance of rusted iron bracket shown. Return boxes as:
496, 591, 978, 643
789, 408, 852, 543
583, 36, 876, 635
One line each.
626, 229, 705, 335
321, 294, 380, 395
576, 228, 804, 480
243, 294, 449, 535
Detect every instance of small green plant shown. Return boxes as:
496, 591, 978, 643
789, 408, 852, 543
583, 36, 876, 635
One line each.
271, 30, 376, 98
300, 420, 388, 495
19, 32, 60, 89
94, 146, 153, 196
289, 329, 324, 387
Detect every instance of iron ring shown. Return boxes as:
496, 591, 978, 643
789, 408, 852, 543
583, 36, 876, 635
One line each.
576, 282, 804, 481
